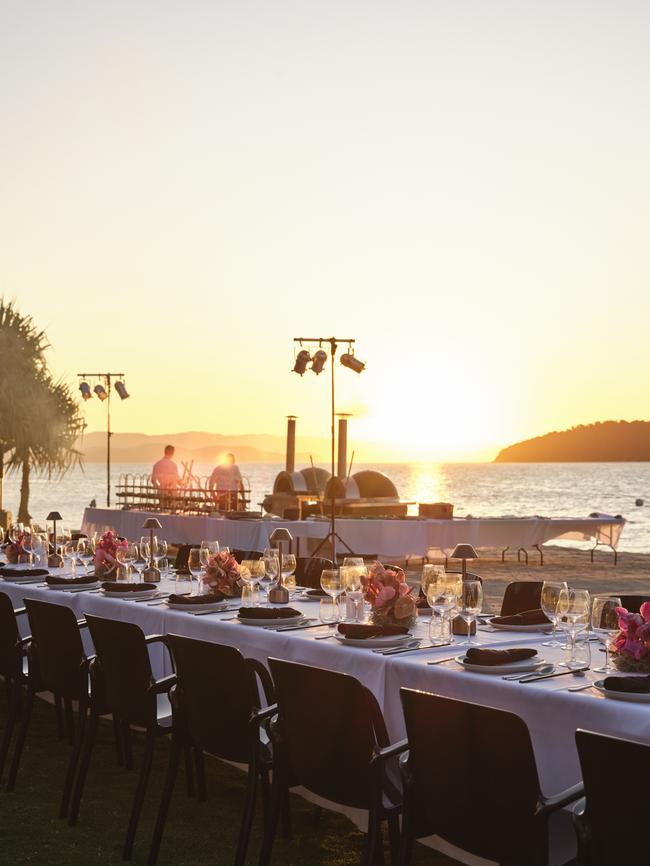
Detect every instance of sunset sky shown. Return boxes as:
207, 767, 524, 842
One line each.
2, 1, 650, 461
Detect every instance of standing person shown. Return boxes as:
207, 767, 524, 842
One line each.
209, 453, 244, 511
152, 445, 181, 490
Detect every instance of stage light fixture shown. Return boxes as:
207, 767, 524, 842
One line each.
292, 349, 311, 376
310, 349, 327, 375
94, 384, 108, 401
340, 352, 365, 374
79, 381, 92, 401
114, 381, 130, 400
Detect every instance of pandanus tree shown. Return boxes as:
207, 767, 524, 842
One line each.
0, 299, 84, 523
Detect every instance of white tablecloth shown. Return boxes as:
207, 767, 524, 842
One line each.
82, 508, 625, 558
3, 573, 646, 864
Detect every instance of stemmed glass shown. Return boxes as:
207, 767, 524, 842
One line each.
541, 581, 568, 647
557, 588, 591, 668
421, 563, 446, 600
63, 542, 78, 575
341, 565, 365, 622
281, 554, 297, 590
426, 575, 457, 645
188, 548, 204, 596
320, 569, 343, 617
201, 540, 220, 558
153, 540, 168, 571
458, 580, 483, 646
263, 548, 280, 590
591, 595, 621, 673
117, 543, 138, 581
131, 543, 147, 583
240, 561, 258, 604
76, 539, 94, 576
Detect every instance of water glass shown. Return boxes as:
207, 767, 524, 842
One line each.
319, 598, 340, 624
428, 608, 452, 644
341, 565, 364, 622
458, 580, 483, 646
591, 595, 621, 673
557, 588, 591, 667
175, 571, 192, 596
188, 548, 204, 596
541, 580, 568, 647
241, 584, 255, 606
565, 632, 591, 671
281, 553, 297, 590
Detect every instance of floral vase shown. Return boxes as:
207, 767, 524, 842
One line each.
611, 652, 650, 674
370, 608, 417, 630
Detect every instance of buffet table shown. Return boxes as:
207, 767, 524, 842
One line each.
82, 507, 625, 560
1, 573, 645, 864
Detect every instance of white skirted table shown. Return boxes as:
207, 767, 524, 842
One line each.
1, 573, 645, 864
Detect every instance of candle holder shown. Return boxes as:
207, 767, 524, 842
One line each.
450, 543, 479, 579
46, 511, 64, 568
142, 517, 162, 582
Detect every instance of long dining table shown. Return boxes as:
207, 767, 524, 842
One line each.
2, 572, 647, 865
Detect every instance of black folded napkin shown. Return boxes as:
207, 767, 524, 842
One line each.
337, 623, 409, 639
167, 592, 226, 605
305, 588, 328, 598
491, 608, 551, 627
465, 647, 538, 666
0, 567, 49, 578
603, 675, 650, 693
238, 607, 301, 620
46, 574, 98, 586
101, 582, 157, 593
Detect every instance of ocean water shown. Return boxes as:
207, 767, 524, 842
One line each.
2, 461, 649, 553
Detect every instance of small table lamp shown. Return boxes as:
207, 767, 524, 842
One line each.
46, 511, 64, 568
450, 543, 479, 579
142, 517, 162, 582
268, 527, 293, 603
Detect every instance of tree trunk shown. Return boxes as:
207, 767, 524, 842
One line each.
18, 454, 31, 524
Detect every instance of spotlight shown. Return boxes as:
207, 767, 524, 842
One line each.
94, 384, 108, 401
292, 349, 311, 376
79, 381, 92, 401
310, 349, 327, 375
340, 353, 365, 374
114, 381, 130, 400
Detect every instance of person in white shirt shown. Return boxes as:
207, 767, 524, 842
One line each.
209, 453, 243, 511
152, 445, 181, 491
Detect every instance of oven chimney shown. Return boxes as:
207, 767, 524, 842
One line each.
285, 416, 297, 473
337, 414, 350, 479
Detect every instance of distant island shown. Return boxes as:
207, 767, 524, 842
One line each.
495, 420, 650, 462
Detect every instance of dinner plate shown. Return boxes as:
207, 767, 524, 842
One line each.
101, 588, 160, 600
238, 612, 305, 627
455, 655, 545, 674
166, 600, 228, 612
593, 679, 650, 703
46, 581, 101, 592
488, 619, 550, 632
333, 633, 413, 649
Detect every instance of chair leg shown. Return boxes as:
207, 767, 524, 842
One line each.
257, 773, 284, 866
280, 789, 292, 840
123, 728, 156, 860
194, 747, 207, 802
60, 701, 87, 819
259, 766, 270, 819
68, 712, 99, 826
362, 800, 382, 866
387, 814, 401, 865
0, 679, 19, 785
147, 732, 182, 866
397, 829, 414, 866
234, 763, 258, 866
64, 698, 75, 746
55, 694, 65, 740
184, 743, 195, 798
122, 722, 134, 771
6, 688, 35, 792
113, 714, 124, 767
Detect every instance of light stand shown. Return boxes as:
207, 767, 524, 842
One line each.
292, 337, 362, 562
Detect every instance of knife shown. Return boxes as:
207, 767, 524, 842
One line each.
268, 621, 320, 632
426, 655, 458, 666
518, 666, 589, 683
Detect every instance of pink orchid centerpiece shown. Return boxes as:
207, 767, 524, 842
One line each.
93, 530, 128, 577
203, 551, 243, 598
4, 531, 31, 564
363, 561, 417, 628
611, 603, 650, 672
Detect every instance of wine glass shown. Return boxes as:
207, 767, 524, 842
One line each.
131, 543, 148, 583
281, 554, 297, 590
426, 575, 457, 644
541, 580, 568, 647
458, 580, 483, 646
153, 540, 168, 570
201, 540, 219, 558
63, 541, 77, 574
421, 563, 446, 599
263, 549, 279, 589
188, 548, 204, 595
320, 569, 343, 617
341, 565, 364, 622
199, 546, 211, 569
557, 588, 591, 668
591, 595, 621, 673
252, 560, 269, 601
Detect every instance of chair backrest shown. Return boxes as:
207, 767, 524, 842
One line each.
400, 688, 543, 862
268, 657, 387, 809
576, 729, 650, 863
616, 595, 650, 613
167, 633, 265, 763
294, 557, 334, 589
85, 614, 155, 726
231, 549, 264, 564
500, 581, 544, 616
0, 592, 23, 677
24, 599, 86, 699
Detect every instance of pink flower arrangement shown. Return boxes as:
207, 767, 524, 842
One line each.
94, 530, 128, 574
203, 551, 242, 598
612, 603, 650, 662
5, 531, 30, 564
363, 561, 417, 626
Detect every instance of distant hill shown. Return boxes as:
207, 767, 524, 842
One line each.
495, 421, 650, 462
76, 431, 322, 464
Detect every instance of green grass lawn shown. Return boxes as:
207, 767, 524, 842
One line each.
0, 695, 460, 865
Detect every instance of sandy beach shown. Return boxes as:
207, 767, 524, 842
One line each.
414, 545, 649, 612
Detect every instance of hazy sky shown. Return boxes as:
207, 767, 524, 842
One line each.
2, 0, 650, 460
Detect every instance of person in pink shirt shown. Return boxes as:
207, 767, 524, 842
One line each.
152, 445, 181, 490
